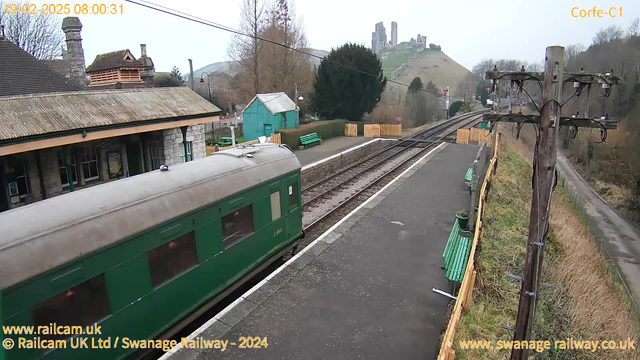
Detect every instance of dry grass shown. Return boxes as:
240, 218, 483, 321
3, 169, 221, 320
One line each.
454, 134, 640, 359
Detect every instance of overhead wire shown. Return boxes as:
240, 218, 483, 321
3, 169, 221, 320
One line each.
125, 0, 446, 97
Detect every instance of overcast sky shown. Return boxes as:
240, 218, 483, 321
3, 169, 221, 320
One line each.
56, 0, 639, 73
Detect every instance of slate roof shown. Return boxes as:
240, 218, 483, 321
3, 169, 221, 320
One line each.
0, 87, 221, 141
86, 49, 144, 72
0, 37, 82, 97
244, 92, 298, 115
41, 59, 70, 77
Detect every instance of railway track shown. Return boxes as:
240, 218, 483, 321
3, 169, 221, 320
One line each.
301, 111, 485, 235
137, 111, 485, 360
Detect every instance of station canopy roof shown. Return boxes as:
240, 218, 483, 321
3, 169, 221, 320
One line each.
0, 87, 221, 142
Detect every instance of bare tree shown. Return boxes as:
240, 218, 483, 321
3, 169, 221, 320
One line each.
472, 59, 494, 79
593, 25, 624, 45
260, 0, 312, 98
628, 18, 639, 38
455, 72, 479, 100
227, 0, 266, 101
565, 43, 585, 68
0, 0, 64, 59
526, 61, 543, 72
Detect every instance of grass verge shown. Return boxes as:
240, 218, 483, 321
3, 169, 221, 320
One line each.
452, 139, 639, 360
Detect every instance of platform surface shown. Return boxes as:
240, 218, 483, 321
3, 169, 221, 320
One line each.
167, 143, 480, 360
295, 136, 372, 166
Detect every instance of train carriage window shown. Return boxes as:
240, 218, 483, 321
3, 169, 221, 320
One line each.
271, 192, 281, 221
222, 205, 254, 249
148, 232, 198, 287
32, 274, 111, 342
289, 184, 298, 208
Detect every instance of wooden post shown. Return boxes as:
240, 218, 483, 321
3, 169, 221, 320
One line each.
463, 270, 477, 311
510, 46, 564, 360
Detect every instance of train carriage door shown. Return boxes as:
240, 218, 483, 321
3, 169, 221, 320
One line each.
287, 175, 302, 240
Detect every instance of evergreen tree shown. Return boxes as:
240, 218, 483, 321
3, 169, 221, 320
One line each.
312, 43, 387, 121
408, 77, 423, 93
170, 66, 182, 80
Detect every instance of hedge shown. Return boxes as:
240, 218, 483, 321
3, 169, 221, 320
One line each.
276, 119, 371, 148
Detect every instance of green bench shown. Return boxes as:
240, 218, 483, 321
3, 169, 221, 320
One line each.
442, 218, 472, 285
464, 167, 473, 193
300, 133, 322, 148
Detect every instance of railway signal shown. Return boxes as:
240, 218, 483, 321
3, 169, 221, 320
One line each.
484, 46, 620, 360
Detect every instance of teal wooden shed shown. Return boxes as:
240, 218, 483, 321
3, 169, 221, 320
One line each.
242, 92, 299, 141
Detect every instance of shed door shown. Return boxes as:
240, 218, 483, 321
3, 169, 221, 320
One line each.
264, 124, 273, 137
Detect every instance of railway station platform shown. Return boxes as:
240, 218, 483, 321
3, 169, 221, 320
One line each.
164, 143, 480, 360
295, 136, 373, 166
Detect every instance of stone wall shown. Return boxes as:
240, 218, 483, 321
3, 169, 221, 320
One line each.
301, 139, 395, 188
162, 124, 206, 166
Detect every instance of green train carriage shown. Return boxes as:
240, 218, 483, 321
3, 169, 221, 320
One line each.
0, 144, 303, 360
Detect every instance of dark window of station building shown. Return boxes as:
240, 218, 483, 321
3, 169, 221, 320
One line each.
6, 155, 30, 201
148, 232, 198, 288
289, 184, 298, 208
32, 275, 111, 342
221, 205, 254, 249
57, 149, 78, 188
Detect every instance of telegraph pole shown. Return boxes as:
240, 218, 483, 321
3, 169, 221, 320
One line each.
483, 45, 620, 360
510, 46, 564, 360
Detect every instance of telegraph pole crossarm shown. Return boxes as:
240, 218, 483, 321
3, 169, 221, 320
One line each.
481, 46, 621, 360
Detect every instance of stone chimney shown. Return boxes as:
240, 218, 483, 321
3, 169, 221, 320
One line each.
139, 44, 155, 86
61, 17, 87, 86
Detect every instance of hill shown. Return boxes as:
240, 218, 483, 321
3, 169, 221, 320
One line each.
382, 48, 472, 91
192, 48, 329, 79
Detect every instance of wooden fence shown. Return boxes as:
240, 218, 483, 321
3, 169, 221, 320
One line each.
470, 128, 491, 144
205, 134, 280, 156
456, 128, 491, 145
437, 133, 500, 360
456, 129, 470, 144
345, 124, 358, 137
379, 124, 402, 136
364, 124, 381, 138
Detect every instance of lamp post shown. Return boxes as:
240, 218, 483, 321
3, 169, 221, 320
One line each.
200, 72, 211, 103
294, 83, 303, 126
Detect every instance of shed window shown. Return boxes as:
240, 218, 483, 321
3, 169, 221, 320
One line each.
147, 232, 198, 287
271, 192, 281, 221
32, 275, 111, 342
222, 205, 254, 249
289, 184, 298, 208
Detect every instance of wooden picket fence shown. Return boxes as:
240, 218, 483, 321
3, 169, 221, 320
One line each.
345, 124, 358, 137
437, 133, 500, 360
205, 134, 280, 156
364, 124, 381, 138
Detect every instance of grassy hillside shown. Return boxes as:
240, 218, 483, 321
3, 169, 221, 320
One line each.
381, 49, 416, 76
381, 48, 471, 89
